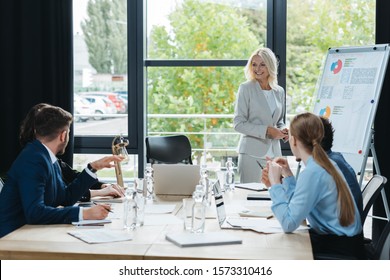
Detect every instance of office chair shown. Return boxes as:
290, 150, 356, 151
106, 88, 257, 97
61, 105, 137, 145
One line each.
365, 219, 390, 260
145, 135, 193, 164
361, 175, 387, 225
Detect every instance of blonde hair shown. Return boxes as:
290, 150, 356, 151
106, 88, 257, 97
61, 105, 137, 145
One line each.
244, 47, 279, 89
290, 112, 355, 227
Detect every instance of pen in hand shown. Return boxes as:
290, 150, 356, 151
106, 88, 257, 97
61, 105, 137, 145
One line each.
256, 160, 264, 170
93, 201, 114, 213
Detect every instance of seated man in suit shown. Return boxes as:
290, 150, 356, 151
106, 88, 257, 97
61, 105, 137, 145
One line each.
19, 103, 124, 202
0, 105, 123, 238
320, 117, 363, 217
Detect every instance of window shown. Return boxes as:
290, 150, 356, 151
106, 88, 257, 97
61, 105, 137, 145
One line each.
146, 0, 267, 167
286, 0, 375, 116
72, 0, 376, 180
73, 0, 138, 179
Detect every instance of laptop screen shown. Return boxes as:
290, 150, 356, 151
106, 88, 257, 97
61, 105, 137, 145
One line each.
153, 164, 200, 195
212, 180, 226, 227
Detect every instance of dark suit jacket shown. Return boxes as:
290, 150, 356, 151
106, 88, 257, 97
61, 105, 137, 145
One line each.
58, 159, 103, 202
328, 150, 363, 217
0, 140, 97, 238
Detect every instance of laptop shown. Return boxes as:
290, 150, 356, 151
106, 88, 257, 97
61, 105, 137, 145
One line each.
153, 164, 200, 195
213, 181, 282, 233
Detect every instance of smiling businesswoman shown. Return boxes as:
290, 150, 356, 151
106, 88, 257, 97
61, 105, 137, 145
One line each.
234, 47, 288, 183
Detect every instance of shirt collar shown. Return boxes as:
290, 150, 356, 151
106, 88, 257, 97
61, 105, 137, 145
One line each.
41, 143, 57, 164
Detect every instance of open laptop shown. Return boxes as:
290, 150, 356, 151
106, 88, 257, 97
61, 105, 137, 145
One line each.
212, 181, 309, 233
153, 163, 200, 195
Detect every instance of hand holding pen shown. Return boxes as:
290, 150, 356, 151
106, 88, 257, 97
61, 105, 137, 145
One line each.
258, 160, 271, 188
82, 203, 112, 220
93, 201, 114, 213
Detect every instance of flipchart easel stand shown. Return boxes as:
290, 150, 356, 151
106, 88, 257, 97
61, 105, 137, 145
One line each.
359, 128, 389, 221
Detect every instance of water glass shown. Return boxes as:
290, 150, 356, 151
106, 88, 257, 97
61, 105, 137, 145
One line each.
216, 170, 226, 192
182, 198, 194, 231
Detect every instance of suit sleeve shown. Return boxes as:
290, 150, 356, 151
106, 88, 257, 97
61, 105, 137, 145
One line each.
233, 84, 268, 139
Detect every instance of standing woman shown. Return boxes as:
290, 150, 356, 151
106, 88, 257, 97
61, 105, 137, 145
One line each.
267, 112, 364, 259
234, 47, 288, 183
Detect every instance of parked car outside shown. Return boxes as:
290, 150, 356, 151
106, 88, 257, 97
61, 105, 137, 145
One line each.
83, 95, 117, 120
78, 91, 126, 113
74, 95, 93, 122
115, 91, 128, 113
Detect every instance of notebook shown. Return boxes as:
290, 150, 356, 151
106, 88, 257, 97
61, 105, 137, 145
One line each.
153, 164, 200, 195
166, 231, 242, 247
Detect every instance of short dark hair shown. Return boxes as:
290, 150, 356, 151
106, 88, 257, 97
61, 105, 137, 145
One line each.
33, 105, 73, 142
320, 116, 334, 151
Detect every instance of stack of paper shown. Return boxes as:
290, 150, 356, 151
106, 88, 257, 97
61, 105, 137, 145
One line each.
166, 231, 242, 247
68, 229, 133, 244
91, 196, 125, 203
235, 183, 267, 191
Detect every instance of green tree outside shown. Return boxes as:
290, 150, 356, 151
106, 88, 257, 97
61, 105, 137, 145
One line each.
286, 0, 375, 114
147, 0, 262, 157
80, 0, 375, 160
81, 0, 127, 74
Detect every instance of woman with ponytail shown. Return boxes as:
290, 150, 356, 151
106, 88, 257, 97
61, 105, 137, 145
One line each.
266, 112, 365, 259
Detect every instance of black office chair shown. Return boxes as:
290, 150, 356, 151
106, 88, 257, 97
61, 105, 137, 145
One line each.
365, 219, 390, 260
145, 135, 193, 164
0, 177, 4, 193
361, 175, 387, 225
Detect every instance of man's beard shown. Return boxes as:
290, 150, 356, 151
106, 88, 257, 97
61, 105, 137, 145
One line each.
57, 142, 67, 155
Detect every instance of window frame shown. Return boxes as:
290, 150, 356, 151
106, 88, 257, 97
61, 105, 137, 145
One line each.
73, 0, 289, 175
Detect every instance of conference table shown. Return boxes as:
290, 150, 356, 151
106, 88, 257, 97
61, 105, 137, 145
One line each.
0, 188, 313, 260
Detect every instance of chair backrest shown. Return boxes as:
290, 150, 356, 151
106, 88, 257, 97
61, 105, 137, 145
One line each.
361, 175, 387, 224
365, 220, 390, 260
145, 135, 193, 164
0, 177, 4, 193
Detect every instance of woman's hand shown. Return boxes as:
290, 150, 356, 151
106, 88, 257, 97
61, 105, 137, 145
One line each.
267, 127, 288, 140
268, 161, 283, 185
261, 165, 271, 188
273, 157, 294, 178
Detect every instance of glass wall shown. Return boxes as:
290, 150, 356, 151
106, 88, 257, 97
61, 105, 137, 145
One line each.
72, 0, 136, 179
286, 0, 375, 116
72, 0, 376, 180
286, 0, 375, 181
146, 0, 267, 166
73, 0, 128, 137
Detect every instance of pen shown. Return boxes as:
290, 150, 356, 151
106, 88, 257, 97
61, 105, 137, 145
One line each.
256, 160, 264, 170
93, 201, 114, 213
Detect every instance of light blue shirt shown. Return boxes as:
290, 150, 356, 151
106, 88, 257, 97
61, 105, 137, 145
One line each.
269, 156, 362, 236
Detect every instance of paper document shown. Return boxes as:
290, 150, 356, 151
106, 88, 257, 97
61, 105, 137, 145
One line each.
72, 219, 111, 226
91, 196, 124, 203
145, 204, 176, 214
239, 209, 273, 219
144, 214, 182, 226
227, 218, 309, 233
166, 231, 242, 247
68, 229, 133, 244
235, 183, 267, 191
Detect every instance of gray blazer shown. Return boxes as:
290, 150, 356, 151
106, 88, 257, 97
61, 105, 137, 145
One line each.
233, 80, 286, 157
